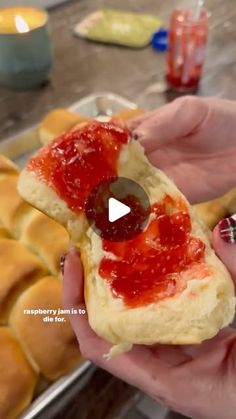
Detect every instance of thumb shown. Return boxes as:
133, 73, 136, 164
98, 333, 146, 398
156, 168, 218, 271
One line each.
131, 96, 208, 153
212, 215, 236, 281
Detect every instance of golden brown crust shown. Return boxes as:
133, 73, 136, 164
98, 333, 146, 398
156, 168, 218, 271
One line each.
0, 239, 47, 323
195, 187, 236, 230
0, 327, 37, 419
0, 155, 19, 176
20, 211, 68, 275
0, 223, 10, 238
0, 164, 69, 274
111, 108, 144, 123
39, 109, 91, 145
10, 276, 82, 380
39, 107, 143, 145
0, 175, 33, 237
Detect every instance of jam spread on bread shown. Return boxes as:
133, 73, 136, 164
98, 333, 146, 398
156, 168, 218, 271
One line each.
28, 122, 129, 213
29, 122, 206, 308
100, 195, 205, 307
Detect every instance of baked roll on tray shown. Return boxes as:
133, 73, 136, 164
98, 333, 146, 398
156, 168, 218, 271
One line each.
18, 120, 236, 357
0, 327, 38, 419
38, 108, 91, 145
9, 276, 82, 380
0, 238, 47, 323
0, 275, 81, 419
38, 107, 143, 145
0, 156, 81, 417
0, 155, 68, 275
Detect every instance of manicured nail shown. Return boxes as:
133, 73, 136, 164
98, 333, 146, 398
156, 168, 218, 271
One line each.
219, 216, 236, 244
60, 254, 67, 275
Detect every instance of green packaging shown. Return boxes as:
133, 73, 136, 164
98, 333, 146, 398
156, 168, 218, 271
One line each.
74, 9, 162, 48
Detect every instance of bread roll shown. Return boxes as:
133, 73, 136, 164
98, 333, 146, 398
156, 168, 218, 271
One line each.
0, 154, 68, 274
195, 187, 236, 230
0, 155, 18, 175
0, 327, 37, 419
0, 222, 10, 238
39, 108, 90, 145
18, 122, 235, 357
10, 276, 82, 380
0, 175, 33, 237
111, 107, 143, 123
20, 211, 68, 275
0, 238, 47, 323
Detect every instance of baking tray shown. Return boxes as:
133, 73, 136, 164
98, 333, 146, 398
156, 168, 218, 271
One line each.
0, 92, 137, 168
0, 92, 137, 419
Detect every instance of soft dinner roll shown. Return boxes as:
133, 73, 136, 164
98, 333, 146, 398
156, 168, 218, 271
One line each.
0, 154, 68, 274
0, 238, 47, 323
0, 155, 18, 175
0, 327, 37, 419
111, 107, 143, 123
0, 221, 10, 238
18, 121, 236, 357
0, 175, 33, 237
39, 108, 90, 145
10, 276, 82, 380
20, 211, 68, 275
195, 187, 236, 230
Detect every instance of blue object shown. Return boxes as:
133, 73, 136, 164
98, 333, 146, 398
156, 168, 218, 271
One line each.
151, 28, 168, 52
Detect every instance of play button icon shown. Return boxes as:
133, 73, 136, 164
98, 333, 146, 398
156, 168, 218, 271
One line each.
108, 198, 131, 222
85, 177, 150, 242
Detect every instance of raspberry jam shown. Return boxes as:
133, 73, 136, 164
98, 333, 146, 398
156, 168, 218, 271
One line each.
28, 122, 207, 308
28, 122, 130, 213
99, 195, 206, 307
85, 177, 150, 241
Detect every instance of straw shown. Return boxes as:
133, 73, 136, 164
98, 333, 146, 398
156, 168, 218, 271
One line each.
192, 0, 204, 21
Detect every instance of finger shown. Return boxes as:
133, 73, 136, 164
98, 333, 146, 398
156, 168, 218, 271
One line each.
133, 96, 208, 153
127, 109, 160, 131
63, 248, 95, 341
62, 254, 172, 389
212, 215, 236, 280
88, 344, 172, 399
63, 248, 112, 355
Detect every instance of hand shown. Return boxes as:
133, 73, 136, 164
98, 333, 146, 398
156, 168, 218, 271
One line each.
128, 96, 236, 203
63, 225, 236, 419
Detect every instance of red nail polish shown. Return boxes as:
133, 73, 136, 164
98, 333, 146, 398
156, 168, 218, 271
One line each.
219, 217, 236, 244
60, 254, 67, 275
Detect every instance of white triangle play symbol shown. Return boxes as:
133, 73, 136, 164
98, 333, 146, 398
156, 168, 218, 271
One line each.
108, 197, 131, 222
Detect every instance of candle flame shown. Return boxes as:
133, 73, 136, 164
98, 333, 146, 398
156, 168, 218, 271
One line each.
14, 15, 30, 33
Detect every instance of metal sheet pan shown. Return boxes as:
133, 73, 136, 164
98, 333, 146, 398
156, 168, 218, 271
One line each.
0, 92, 137, 167
0, 92, 137, 419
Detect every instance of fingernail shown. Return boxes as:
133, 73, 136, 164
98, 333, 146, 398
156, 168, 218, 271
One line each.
219, 216, 236, 244
60, 254, 67, 275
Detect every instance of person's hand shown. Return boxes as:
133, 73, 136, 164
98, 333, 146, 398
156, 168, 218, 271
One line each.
63, 97, 236, 419
63, 221, 236, 419
128, 96, 236, 203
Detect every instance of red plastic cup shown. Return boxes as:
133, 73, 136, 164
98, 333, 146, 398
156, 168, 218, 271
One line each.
166, 8, 208, 91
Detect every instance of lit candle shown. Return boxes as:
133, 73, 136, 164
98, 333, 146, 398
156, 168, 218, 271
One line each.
14, 15, 30, 34
0, 7, 52, 89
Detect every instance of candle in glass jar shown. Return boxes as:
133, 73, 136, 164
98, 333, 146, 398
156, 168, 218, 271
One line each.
0, 7, 52, 90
